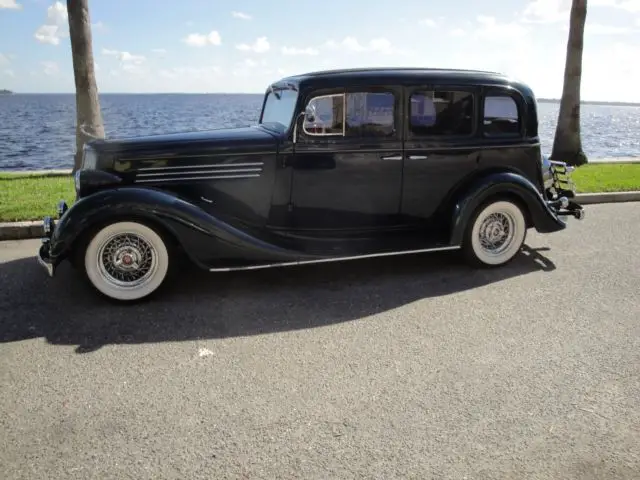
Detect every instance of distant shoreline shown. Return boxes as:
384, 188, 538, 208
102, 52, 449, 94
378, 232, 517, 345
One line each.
2, 92, 639, 107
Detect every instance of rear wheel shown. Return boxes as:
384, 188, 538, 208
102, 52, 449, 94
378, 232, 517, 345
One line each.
462, 199, 527, 267
81, 221, 171, 302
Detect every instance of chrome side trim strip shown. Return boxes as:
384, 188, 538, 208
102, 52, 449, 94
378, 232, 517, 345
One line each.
408, 155, 428, 160
404, 142, 541, 152
135, 174, 261, 183
137, 162, 264, 171
209, 245, 461, 272
381, 155, 403, 161
137, 168, 262, 177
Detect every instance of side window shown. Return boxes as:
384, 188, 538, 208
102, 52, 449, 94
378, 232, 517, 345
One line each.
345, 92, 395, 137
302, 94, 345, 136
409, 90, 473, 136
483, 94, 520, 136
302, 91, 395, 138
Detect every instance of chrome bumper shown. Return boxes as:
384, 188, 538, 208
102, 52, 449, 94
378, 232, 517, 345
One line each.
544, 161, 584, 221
36, 200, 68, 277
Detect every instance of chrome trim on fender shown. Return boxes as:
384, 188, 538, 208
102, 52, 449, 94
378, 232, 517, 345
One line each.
209, 245, 461, 272
135, 174, 261, 183
137, 162, 264, 171
136, 168, 263, 177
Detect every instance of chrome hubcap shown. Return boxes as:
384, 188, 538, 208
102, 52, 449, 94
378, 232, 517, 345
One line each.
478, 212, 515, 255
97, 233, 157, 288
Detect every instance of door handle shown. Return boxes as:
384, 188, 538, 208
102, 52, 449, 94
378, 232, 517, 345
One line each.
380, 155, 403, 161
408, 155, 428, 160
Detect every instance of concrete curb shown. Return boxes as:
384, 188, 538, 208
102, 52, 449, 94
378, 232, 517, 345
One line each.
574, 191, 640, 204
1, 192, 639, 242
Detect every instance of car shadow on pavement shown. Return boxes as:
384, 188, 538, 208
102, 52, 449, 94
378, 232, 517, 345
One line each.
0, 245, 555, 353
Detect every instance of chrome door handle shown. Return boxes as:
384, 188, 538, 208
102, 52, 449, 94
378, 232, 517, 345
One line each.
408, 155, 428, 160
381, 155, 402, 161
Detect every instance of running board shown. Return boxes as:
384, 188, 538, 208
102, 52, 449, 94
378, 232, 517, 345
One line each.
209, 245, 461, 272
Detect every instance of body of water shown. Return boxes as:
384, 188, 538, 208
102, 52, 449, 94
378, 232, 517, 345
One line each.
1, 93, 639, 171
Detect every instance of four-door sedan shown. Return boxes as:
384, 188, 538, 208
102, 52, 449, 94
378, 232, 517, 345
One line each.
37, 67, 584, 302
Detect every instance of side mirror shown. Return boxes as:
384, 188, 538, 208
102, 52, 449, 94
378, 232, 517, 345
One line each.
304, 104, 316, 123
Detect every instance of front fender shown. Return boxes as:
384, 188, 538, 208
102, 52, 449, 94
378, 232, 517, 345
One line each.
449, 171, 567, 246
49, 186, 314, 268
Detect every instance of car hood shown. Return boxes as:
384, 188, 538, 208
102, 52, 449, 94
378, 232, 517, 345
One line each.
88, 125, 280, 156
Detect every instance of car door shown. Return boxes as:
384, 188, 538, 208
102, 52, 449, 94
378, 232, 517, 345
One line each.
288, 86, 404, 233
401, 85, 480, 224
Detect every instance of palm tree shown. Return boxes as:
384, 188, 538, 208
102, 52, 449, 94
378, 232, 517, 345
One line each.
66, 0, 104, 172
550, 0, 588, 166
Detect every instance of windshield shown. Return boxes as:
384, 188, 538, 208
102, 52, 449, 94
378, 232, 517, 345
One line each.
259, 87, 298, 131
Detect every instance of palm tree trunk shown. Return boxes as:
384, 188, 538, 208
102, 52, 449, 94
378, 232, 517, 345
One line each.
66, 0, 104, 173
550, 0, 588, 166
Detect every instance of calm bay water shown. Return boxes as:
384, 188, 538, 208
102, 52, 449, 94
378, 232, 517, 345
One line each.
1, 93, 639, 171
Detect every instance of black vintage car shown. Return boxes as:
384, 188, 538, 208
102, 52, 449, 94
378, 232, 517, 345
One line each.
38, 67, 584, 302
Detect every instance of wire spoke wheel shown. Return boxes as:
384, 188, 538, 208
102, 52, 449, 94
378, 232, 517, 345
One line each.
98, 232, 158, 289
465, 200, 526, 267
83, 221, 170, 301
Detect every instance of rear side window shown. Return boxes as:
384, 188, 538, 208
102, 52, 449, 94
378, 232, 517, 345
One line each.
483, 95, 520, 136
409, 90, 474, 136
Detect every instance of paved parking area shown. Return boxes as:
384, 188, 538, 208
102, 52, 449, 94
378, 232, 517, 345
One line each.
1, 203, 639, 479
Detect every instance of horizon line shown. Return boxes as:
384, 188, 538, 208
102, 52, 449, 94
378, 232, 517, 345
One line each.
3, 92, 640, 106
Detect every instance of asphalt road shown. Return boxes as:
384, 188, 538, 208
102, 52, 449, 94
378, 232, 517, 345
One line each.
1, 203, 639, 480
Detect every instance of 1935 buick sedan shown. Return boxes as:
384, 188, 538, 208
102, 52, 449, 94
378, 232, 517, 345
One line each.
37, 67, 584, 302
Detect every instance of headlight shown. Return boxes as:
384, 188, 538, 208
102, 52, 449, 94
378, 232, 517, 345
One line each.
82, 145, 98, 169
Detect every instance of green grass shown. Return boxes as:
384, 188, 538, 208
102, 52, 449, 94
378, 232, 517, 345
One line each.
0, 173, 75, 222
571, 163, 640, 193
0, 163, 639, 222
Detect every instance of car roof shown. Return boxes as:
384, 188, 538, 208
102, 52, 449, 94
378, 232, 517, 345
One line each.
274, 67, 530, 92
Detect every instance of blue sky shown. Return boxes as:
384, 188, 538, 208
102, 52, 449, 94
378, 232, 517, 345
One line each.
1, 0, 640, 101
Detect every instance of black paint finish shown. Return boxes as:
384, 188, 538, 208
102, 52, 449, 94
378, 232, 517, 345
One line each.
42, 67, 582, 271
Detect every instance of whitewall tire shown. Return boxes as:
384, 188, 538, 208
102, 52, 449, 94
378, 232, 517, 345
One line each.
82, 221, 170, 302
463, 199, 527, 267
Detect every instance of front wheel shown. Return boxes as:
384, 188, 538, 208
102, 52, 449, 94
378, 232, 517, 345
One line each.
462, 199, 527, 268
81, 221, 171, 302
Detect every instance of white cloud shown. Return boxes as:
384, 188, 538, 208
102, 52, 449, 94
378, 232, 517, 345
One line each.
183, 31, 221, 47
159, 65, 220, 79
0, 0, 21, 9
236, 36, 270, 53
34, 1, 68, 45
324, 37, 400, 55
0, 53, 9, 66
583, 23, 632, 34
102, 48, 146, 65
281, 46, 319, 56
476, 15, 528, 39
231, 11, 252, 20
41, 61, 59, 76
3, 69, 15, 77
592, 0, 640, 12
419, 18, 437, 27
449, 28, 466, 36
522, 0, 569, 23
151, 48, 167, 54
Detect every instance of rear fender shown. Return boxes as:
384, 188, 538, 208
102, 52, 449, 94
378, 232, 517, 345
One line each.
49, 187, 309, 268
449, 171, 567, 246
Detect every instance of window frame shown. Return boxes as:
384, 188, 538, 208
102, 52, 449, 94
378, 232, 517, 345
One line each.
302, 93, 346, 137
405, 85, 478, 140
481, 86, 526, 139
299, 86, 399, 141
